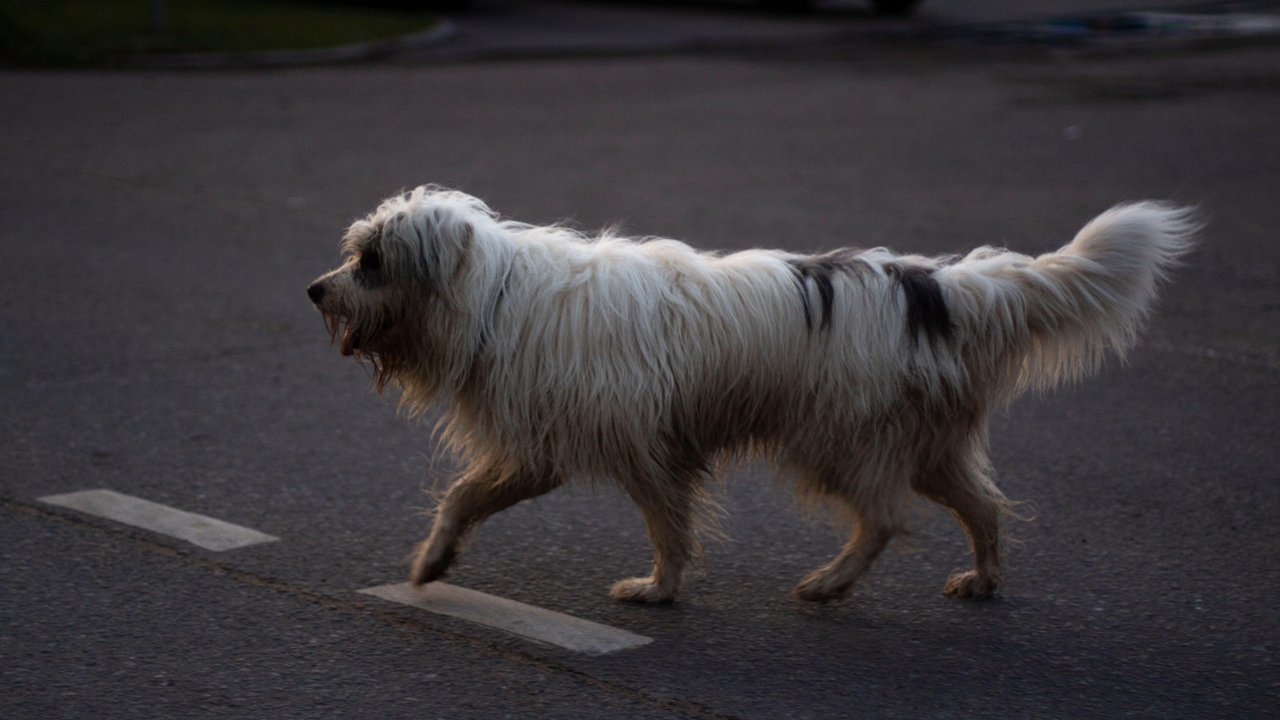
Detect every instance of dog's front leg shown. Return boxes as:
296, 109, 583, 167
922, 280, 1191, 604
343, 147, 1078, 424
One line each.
610, 481, 696, 604
410, 464, 561, 585
793, 518, 895, 602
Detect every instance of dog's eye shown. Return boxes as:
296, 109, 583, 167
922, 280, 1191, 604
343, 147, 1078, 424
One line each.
361, 250, 381, 271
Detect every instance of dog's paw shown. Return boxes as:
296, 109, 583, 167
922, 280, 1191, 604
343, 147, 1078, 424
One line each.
409, 543, 456, 586
943, 570, 999, 600
610, 577, 677, 604
792, 568, 852, 603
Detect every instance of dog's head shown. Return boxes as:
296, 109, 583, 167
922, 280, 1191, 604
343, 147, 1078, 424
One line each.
307, 186, 487, 389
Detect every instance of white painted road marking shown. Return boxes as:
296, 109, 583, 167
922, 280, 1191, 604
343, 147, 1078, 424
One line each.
35, 490, 645, 653
358, 582, 653, 655
38, 489, 279, 551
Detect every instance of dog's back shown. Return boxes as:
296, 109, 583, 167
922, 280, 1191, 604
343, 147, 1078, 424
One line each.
474, 202, 1195, 472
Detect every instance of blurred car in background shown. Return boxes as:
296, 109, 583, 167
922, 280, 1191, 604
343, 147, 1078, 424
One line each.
404, 0, 925, 16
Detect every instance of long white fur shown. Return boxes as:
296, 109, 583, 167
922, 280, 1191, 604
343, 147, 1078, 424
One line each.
308, 186, 1197, 603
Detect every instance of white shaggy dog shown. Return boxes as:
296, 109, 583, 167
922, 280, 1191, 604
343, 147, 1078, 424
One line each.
307, 186, 1196, 603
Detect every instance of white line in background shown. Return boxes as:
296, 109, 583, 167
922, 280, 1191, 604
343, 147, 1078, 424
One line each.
38, 489, 279, 551
358, 582, 652, 655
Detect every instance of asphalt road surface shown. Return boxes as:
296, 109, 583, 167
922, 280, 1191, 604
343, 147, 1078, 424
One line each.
2, 3, 1279, 718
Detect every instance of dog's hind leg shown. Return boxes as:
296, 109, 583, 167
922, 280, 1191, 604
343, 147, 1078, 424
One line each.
610, 477, 701, 604
911, 454, 1005, 600
410, 463, 562, 586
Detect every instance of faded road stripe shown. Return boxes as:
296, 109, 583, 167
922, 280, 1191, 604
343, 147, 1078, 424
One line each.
38, 489, 279, 551
358, 582, 653, 655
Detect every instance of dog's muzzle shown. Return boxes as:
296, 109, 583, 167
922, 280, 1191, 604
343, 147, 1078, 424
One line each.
306, 282, 326, 305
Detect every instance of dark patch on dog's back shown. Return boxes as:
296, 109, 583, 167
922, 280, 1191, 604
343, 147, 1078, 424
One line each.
787, 249, 870, 331
885, 263, 953, 345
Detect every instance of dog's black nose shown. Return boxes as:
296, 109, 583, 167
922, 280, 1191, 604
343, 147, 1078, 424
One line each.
307, 282, 326, 304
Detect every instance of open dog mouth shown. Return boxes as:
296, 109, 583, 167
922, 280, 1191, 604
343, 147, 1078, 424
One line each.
319, 309, 403, 393
322, 313, 362, 357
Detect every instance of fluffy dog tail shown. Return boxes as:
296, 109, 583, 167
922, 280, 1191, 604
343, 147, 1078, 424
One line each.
939, 202, 1199, 400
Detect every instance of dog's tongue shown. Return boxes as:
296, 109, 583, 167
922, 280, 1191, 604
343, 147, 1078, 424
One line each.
340, 327, 355, 356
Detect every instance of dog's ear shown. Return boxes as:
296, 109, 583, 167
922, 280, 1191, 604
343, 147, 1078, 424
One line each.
372, 201, 464, 288
408, 206, 472, 296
